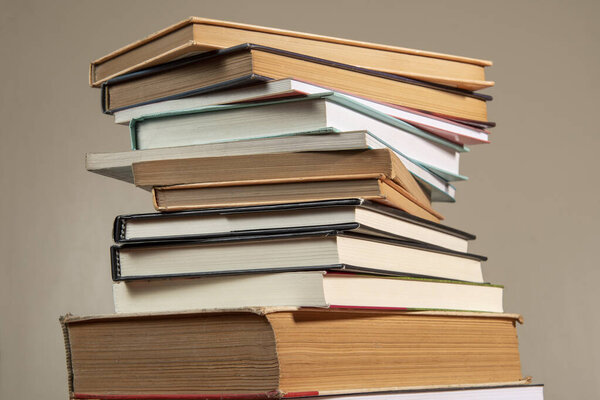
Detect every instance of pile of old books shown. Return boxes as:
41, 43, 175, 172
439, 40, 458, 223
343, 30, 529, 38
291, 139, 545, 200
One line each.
61, 17, 543, 400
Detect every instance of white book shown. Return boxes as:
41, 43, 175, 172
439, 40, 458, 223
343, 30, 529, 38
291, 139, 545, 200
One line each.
113, 271, 504, 314
114, 78, 490, 147
283, 385, 543, 400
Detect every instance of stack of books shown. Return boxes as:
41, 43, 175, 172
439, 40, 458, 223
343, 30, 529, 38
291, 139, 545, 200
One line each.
61, 17, 543, 400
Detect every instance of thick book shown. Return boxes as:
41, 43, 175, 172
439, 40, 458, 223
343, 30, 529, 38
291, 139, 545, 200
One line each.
101, 44, 492, 122
90, 17, 493, 90
128, 92, 468, 181
61, 308, 525, 399
132, 149, 434, 210
151, 178, 444, 222
112, 199, 474, 252
113, 78, 492, 145
86, 131, 456, 202
113, 271, 504, 314
110, 231, 486, 283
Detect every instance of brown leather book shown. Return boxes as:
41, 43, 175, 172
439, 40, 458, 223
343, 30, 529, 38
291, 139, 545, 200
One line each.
101, 44, 491, 122
132, 149, 432, 209
152, 178, 443, 223
61, 308, 525, 399
90, 17, 493, 90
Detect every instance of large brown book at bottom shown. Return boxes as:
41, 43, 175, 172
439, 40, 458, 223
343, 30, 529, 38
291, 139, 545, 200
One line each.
152, 177, 444, 222
61, 308, 525, 399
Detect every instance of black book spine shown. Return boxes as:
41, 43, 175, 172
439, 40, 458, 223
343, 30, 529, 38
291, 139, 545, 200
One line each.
112, 215, 126, 243
110, 246, 121, 281
100, 82, 108, 114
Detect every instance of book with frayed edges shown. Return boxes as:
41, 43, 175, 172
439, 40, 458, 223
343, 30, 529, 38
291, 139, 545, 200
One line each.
60, 308, 526, 400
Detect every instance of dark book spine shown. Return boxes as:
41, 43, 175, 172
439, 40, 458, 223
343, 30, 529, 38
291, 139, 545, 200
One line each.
113, 215, 126, 243
100, 82, 109, 114
110, 246, 121, 281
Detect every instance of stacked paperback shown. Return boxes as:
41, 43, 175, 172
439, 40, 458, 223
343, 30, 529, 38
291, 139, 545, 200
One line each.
61, 17, 543, 400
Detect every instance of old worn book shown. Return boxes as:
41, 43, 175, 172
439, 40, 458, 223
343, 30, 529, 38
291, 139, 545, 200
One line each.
101, 44, 491, 121
152, 178, 444, 222
61, 308, 525, 399
113, 272, 504, 314
128, 93, 468, 182
90, 17, 493, 90
113, 199, 474, 252
114, 78, 491, 146
110, 231, 485, 282
133, 149, 433, 209
86, 131, 456, 202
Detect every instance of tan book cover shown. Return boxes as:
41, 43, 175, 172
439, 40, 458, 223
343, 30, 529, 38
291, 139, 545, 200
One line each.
152, 178, 443, 222
132, 149, 432, 209
90, 17, 493, 90
61, 308, 525, 399
102, 44, 490, 121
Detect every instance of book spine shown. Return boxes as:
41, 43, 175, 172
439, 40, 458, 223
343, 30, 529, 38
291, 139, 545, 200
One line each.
101, 82, 109, 114
59, 315, 75, 397
110, 246, 121, 281
113, 216, 126, 243
151, 187, 163, 211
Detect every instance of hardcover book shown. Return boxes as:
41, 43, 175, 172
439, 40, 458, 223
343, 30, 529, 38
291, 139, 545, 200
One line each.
101, 44, 492, 121
112, 271, 504, 314
112, 78, 492, 145
131, 149, 434, 210
90, 17, 493, 90
61, 308, 525, 399
112, 199, 474, 252
128, 92, 468, 181
234, 386, 544, 400
110, 230, 486, 283
151, 178, 444, 222
86, 131, 457, 202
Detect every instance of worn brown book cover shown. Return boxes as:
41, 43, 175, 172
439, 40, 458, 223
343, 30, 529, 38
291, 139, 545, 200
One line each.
61, 308, 525, 400
132, 149, 433, 209
152, 178, 444, 223
90, 17, 493, 90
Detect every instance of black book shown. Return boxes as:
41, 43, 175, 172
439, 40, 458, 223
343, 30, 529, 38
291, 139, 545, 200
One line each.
110, 229, 487, 283
113, 199, 475, 251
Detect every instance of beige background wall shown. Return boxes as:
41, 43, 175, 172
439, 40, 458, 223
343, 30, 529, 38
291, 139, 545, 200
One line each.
1, 1, 598, 399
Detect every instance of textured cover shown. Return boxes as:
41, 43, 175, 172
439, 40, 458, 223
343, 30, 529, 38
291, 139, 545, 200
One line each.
60, 308, 526, 400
